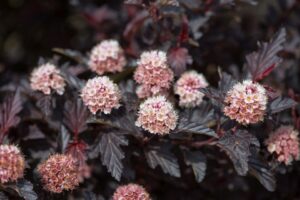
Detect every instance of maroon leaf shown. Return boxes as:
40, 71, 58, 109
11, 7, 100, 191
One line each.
0, 90, 22, 142
64, 99, 90, 136
123, 11, 149, 41
217, 130, 260, 176
124, 0, 144, 5
178, 15, 189, 44
168, 47, 192, 76
269, 96, 297, 114
90, 132, 128, 181
245, 28, 286, 81
145, 145, 181, 177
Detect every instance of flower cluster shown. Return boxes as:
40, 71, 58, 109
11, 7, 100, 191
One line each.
89, 40, 126, 75
30, 63, 66, 95
37, 154, 80, 193
174, 70, 208, 107
134, 50, 174, 98
81, 76, 121, 114
0, 145, 25, 184
136, 96, 178, 135
223, 80, 268, 125
113, 183, 151, 200
265, 126, 300, 165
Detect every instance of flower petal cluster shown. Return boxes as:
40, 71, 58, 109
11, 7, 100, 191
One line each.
265, 126, 300, 165
89, 40, 126, 75
223, 80, 267, 125
136, 96, 178, 135
30, 63, 66, 95
174, 70, 208, 107
81, 76, 121, 114
0, 145, 25, 183
134, 50, 174, 98
113, 183, 151, 200
37, 154, 80, 193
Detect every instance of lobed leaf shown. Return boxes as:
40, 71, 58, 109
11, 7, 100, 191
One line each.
36, 95, 53, 117
176, 113, 217, 138
64, 99, 90, 134
90, 132, 128, 181
0, 90, 22, 134
217, 130, 260, 176
145, 145, 181, 177
183, 150, 206, 183
4, 179, 38, 200
245, 28, 286, 81
248, 156, 276, 192
57, 125, 70, 153
168, 47, 192, 76
269, 96, 297, 114
0, 192, 8, 200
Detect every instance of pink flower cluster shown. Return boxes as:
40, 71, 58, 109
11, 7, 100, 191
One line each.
30, 63, 66, 95
134, 50, 174, 98
136, 96, 178, 135
81, 76, 121, 114
38, 154, 80, 193
174, 70, 208, 107
223, 80, 267, 125
89, 40, 126, 75
265, 126, 300, 165
0, 145, 25, 183
113, 183, 151, 200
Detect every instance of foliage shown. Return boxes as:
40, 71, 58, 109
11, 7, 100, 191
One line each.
1, 0, 300, 199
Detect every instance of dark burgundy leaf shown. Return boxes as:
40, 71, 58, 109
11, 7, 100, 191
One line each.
218, 71, 237, 97
36, 95, 53, 117
246, 28, 286, 81
248, 156, 276, 192
189, 14, 212, 40
145, 145, 181, 177
0, 90, 22, 136
52, 48, 87, 64
5, 179, 38, 200
269, 96, 297, 114
178, 15, 189, 44
23, 125, 45, 140
168, 47, 193, 76
217, 130, 260, 176
61, 69, 85, 90
176, 115, 217, 138
66, 140, 87, 167
178, 0, 201, 10
183, 150, 206, 183
124, 0, 143, 5
201, 71, 236, 106
240, 0, 257, 5
57, 125, 70, 153
0, 192, 8, 200
64, 99, 90, 135
123, 11, 149, 41
15, 180, 38, 200
90, 132, 128, 181
158, 0, 180, 6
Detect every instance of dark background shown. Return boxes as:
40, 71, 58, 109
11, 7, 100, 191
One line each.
1, 0, 300, 199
